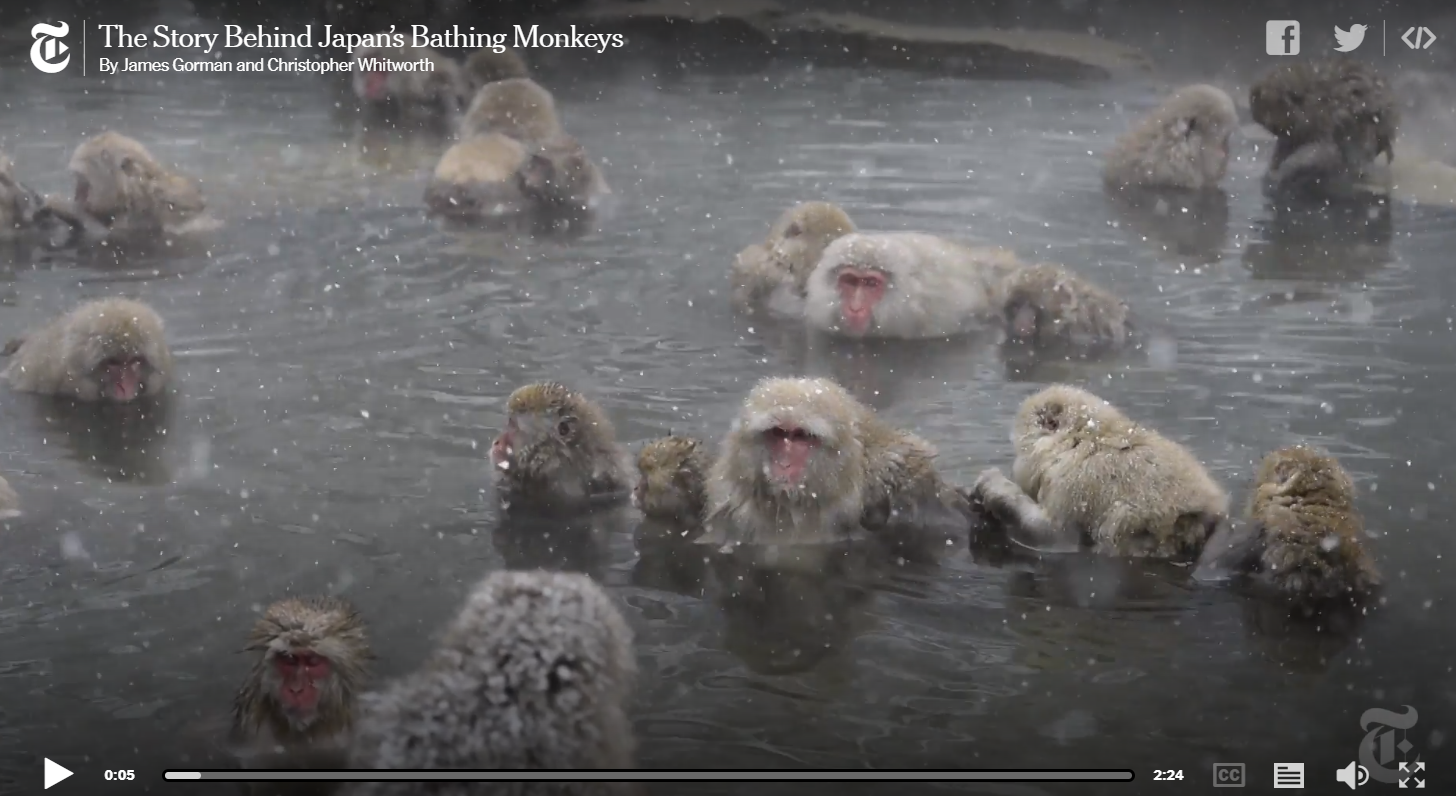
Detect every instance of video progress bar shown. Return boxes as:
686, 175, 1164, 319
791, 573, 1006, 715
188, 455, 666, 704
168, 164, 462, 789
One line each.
165, 770, 1135, 783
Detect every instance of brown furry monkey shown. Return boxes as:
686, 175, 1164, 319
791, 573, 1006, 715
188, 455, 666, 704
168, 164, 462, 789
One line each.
516, 133, 612, 216
803, 232, 1021, 340
730, 201, 857, 317
633, 435, 712, 524
1250, 58, 1399, 196
1103, 84, 1239, 192
62, 131, 210, 246
344, 570, 638, 796
351, 42, 471, 124
423, 133, 531, 221
3, 297, 173, 403
457, 78, 564, 142
999, 263, 1136, 355
230, 597, 372, 755
0, 149, 46, 238
1195, 446, 1380, 610
463, 46, 530, 90
972, 384, 1228, 559
703, 376, 968, 560
489, 382, 633, 512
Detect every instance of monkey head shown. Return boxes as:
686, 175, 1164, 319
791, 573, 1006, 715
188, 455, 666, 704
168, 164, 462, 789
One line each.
350, 42, 402, 103
460, 78, 563, 142
634, 435, 709, 521
766, 201, 856, 287
489, 381, 621, 502
725, 377, 867, 502
1013, 384, 1133, 456
62, 298, 173, 402
1001, 264, 1132, 352
68, 132, 203, 229
465, 47, 530, 91
807, 233, 907, 337
1160, 84, 1239, 186
234, 596, 371, 739
1252, 446, 1356, 510
516, 136, 595, 209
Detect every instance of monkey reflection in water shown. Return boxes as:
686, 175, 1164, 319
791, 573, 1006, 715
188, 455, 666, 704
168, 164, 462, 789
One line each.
1241, 193, 1393, 283
630, 435, 713, 597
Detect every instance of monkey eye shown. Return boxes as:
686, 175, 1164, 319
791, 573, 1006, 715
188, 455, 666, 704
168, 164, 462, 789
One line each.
556, 417, 576, 439
768, 426, 812, 442
276, 652, 299, 666
861, 275, 884, 290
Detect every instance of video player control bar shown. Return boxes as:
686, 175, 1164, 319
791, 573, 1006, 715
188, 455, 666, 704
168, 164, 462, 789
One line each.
165, 770, 1136, 783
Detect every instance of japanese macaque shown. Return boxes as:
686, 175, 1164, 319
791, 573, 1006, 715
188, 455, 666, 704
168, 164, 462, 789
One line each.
999, 263, 1136, 356
1195, 447, 1381, 611
971, 385, 1228, 560
702, 376, 968, 560
633, 435, 711, 523
0, 149, 45, 238
59, 131, 210, 246
1250, 58, 1399, 197
2, 298, 173, 403
730, 201, 857, 317
463, 46, 530, 90
230, 597, 372, 756
803, 232, 1021, 340
350, 42, 470, 124
344, 570, 638, 794
457, 77, 564, 142
1102, 84, 1238, 192
423, 133, 530, 221
489, 382, 633, 512
516, 133, 612, 215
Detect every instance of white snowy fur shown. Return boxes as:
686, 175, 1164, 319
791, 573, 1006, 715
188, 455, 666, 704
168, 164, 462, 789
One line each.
803, 232, 1017, 340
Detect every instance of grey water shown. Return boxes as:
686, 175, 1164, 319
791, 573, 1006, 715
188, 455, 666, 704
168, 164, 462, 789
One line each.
0, 35, 1453, 796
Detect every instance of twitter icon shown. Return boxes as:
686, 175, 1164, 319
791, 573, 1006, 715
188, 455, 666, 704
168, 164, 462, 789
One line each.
1334, 24, 1367, 51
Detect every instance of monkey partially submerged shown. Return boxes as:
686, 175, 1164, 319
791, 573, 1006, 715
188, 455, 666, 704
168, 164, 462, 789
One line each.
803, 232, 1021, 340
633, 435, 712, 525
351, 42, 471, 126
1195, 446, 1381, 612
344, 570, 638, 795
50, 131, 211, 248
1250, 58, 1399, 198
1103, 84, 1239, 192
702, 376, 968, 561
457, 78, 565, 142
0, 149, 48, 238
230, 596, 372, 757
2, 297, 173, 403
971, 384, 1229, 560
730, 201, 857, 318
999, 263, 1138, 357
489, 382, 634, 512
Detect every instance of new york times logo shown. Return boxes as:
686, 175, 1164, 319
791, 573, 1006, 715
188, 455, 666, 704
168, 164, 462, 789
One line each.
1359, 705, 1422, 785
31, 21, 71, 73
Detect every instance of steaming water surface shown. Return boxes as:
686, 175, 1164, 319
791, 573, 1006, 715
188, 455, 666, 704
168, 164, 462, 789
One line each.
0, 50, 1452, 796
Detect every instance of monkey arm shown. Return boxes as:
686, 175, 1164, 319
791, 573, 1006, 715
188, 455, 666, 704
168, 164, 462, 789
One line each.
1190, 519, 1264, 582
969, 468, 1083, 554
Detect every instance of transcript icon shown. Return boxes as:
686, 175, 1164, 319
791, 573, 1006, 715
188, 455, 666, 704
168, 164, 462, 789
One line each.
1267, 20, 1301, 55
1274, 763, 1305, 788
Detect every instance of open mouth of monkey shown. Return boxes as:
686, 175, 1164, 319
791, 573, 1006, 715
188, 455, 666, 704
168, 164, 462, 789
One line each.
763, 424, 820, 489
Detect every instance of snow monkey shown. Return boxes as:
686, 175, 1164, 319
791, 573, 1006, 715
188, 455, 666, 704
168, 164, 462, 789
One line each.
350, 41, 471, 124
1250, 58, 1399, 196
730, 201, 857, 317
2, 297, 173, 403
971, 384, 1229, 560
703, 376, 969, 560
463, 46, 530, 91
1102, 84, 1239, 192
803, 232, 1021, 340
515, 133, 612, 217
230, 596, 372, 755
63, 131, 209, 245
343, 570, 639, 796
633, 434, 712, 524
424, 133, 532, 220
999, 263, 1137, 356
457, 77, 565, 142
0, 149, 47, 238
1195, 446, 1381, 611
489, 381, 634, 512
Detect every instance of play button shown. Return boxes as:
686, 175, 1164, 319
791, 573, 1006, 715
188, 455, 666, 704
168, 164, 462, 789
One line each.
44, 759, 73, 789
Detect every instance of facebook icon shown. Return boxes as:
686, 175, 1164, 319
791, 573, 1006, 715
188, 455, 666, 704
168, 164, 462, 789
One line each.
1266, 20, 1301, 54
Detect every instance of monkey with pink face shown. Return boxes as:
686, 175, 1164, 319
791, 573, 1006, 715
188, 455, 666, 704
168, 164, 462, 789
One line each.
803, 232, 1021, 340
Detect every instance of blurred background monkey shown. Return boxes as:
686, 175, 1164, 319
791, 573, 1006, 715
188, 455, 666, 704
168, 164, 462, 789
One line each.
3, 298, 173, 403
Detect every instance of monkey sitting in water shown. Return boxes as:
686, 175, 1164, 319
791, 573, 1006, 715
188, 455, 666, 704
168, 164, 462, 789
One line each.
1250, 58, 1399, 198
41, 131, 212, 249
971, 384, 1229, 560
350, 40, 471, 126
1102, 83, 1239, 193
730, 201, 857, 318
462, 46, 530, 92
633, 434, 712, 525
2, 297, 173, 403
230, 596, 372, 761
998, 263, 1138, 357
803, 232, 1021, 340
343, 570, 639, 796
489, 381, 634, 512
1195, 446, 1381, 612
0, 149, 47, 238
702, 376, 968, 562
